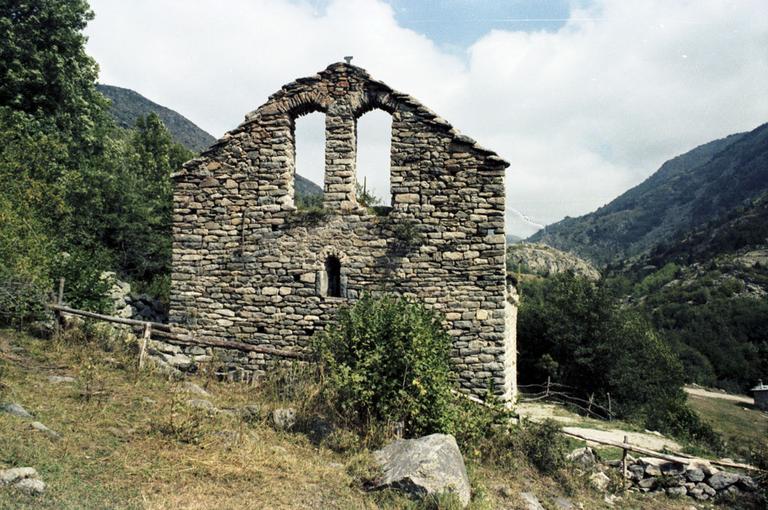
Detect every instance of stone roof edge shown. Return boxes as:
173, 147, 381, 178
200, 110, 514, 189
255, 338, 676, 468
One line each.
176, 62, 509, 175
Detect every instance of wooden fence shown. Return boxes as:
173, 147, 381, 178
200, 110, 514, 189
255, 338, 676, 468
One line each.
518, 377, 614, 421
49, 279, 309, 364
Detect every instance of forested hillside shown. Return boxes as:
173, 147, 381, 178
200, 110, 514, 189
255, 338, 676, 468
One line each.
530, 125, 768, 266
97, 84, 215, 152
604, 192, 768, 393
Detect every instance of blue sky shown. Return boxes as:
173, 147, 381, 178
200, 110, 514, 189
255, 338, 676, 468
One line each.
390, 0, 573, 48
86, 0, 768, 236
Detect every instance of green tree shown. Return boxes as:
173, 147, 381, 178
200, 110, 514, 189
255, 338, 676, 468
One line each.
517, 272, 710, 440
0, 0, 108, 150
111, 114, 192, 299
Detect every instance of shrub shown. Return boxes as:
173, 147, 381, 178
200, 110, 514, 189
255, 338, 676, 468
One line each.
515, 419, 569, 474
313, 294, 455, 438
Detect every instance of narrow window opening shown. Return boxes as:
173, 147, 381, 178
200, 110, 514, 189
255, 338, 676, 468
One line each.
293, 111, 325, 208
356, 109, 392, 207
325, 255, 341, 297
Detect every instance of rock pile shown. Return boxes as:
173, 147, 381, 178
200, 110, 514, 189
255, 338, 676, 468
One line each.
101, 271, 167, 323
623, 457, 758, 500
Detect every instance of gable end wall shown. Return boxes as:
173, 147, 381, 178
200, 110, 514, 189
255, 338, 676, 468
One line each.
169, 63, 516, 399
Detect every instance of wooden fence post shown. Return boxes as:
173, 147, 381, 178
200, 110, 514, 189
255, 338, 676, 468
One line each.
545, 376, 551, 397
57, 278, 65, 305
607, 392, 612, 420
54, 278, 65, 336
622, 435, 629, 481
138, 323, 151, 369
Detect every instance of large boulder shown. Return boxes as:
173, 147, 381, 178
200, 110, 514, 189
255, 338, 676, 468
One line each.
708, 471, 740, 490
372, 433, 471, 507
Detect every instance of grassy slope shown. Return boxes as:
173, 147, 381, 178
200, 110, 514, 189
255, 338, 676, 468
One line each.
0, 329, 704, 510
686, 394, 768, 453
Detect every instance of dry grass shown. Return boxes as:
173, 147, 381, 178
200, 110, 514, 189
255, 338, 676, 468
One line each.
0, 327, 712, 509
0, 328, 374, 510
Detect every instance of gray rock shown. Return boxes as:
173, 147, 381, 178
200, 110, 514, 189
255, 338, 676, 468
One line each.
567, 446, 597, 469
627, 464, 645, 481
666, 486, 686, 497
30, 421, 61, 439
554, 496, 575, 510
737, 475, 757, 492
372, 433, 471, 507
0, 467, 38, 484
696, 482, 716, 496
707, 471, 740, 490
271, 407, 297, 431
13, 478, 45, 496
182, 381, 211, 397
47, 375, 76, 384
637, 477, 656, 489
589, 471, 611, 492
164, 353, 192, 368
660, 462, 686, 476
685, 468, 705, 482
520, 491, 545, 510
185, 399, 218, 412
1, 403, 32, 419
643, 463, 661, 477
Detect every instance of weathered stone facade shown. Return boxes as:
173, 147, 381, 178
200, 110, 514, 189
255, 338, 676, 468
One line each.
169, 62, 516, 400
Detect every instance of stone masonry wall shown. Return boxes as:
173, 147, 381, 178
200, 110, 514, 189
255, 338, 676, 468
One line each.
169, 62, 516, 400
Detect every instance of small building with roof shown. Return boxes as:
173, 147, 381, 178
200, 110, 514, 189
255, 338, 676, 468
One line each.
751, 380, 768, 411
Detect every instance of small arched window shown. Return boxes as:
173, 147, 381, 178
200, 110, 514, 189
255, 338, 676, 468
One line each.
325, 255, 341, 297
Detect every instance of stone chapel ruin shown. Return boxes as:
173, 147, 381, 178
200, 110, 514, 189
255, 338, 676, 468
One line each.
169, 62, 517, 400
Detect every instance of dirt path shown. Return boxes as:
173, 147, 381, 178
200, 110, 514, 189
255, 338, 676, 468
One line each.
561, 426, 683, 452
684, 386, 753, 404
516, 401, 684, 452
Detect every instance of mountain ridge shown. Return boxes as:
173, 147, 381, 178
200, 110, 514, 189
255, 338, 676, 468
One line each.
97, 84, 216, 152
529, 123, 768, 266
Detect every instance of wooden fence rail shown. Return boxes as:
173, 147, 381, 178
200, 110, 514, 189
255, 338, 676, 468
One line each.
49, 302, 309, 362
561, 429, 763, 473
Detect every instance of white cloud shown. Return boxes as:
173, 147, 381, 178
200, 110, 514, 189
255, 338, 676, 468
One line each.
86, 0, 768, 237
